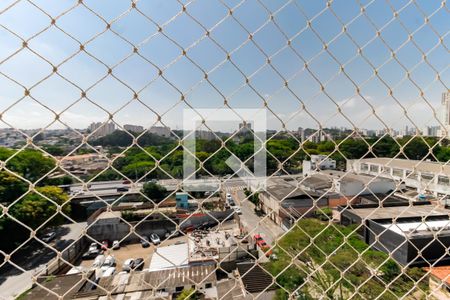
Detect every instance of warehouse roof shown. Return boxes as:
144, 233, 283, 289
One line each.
148, 243, 189, 271
342, 204, 450, 220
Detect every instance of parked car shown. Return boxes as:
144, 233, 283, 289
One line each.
227, 199, 236, 207
233, 207, 242, 215
140, 236, 150, 248
88, 242, 99, 252
253, 234, 272, 257
101, 267, 116, 277
101, 255, 115, 271
93, 255, 105, 268
132, 258, 144, 271
122, 258, 134, 272
150, 233, 160, 245
41, 232, 56, 243
82, 249, 99, 260
112, 240, 120, 250
117, 187, 129, 192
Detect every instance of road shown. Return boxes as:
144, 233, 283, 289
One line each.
231, 189, 284, 246
0, 222, 86, 300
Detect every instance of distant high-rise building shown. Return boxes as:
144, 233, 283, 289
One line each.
422, 125, 440, 137
124, 124, 144, 133
88, 122, 115, 138
297, 127, 305, 141
439, 90, 450, 138
238, 122, 252, 134
148, 126, 171, 137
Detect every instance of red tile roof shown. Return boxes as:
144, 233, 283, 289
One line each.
425, 266, 450, 285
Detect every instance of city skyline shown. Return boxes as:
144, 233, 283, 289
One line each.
0, 1, 448, 131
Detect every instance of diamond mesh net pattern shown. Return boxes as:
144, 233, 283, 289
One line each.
0, 0, 449, 299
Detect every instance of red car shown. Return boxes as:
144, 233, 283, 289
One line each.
253, 234, 272, 257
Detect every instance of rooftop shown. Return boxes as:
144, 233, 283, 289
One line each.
424, 266, 450, 286
98, 265, 216, 293
356, 158, 450, 175
380, 218, 450, 236
263, 181, 324, 202
188, 230, 239, 262
342, 204, 450, 220
148, 243, 189, 271
28, 265, 218, 299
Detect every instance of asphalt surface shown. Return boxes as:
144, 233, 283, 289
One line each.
0, 222, 86, 300
231, 189, 284, 246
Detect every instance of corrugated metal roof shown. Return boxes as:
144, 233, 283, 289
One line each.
148, 243, 189, 271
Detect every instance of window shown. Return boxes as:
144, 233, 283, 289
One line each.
438, 176, 450, 186
370, 165, 379, 173
421, 173, 434, 182
361, 163, 369, 172
393, 168, 403, 177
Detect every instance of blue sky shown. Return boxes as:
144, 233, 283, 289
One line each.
0, 0, 448, 132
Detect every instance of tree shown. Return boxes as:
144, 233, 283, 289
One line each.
3, 149, 56, 183
0, 172, 27, 204
121, 161, 155, 180
339, 139, 368, 159
141, 182, 168, 202
176, 288, 198, 300
43, 145, 65, 156
10, 186, 70, 229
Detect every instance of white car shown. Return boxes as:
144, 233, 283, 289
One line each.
112, 240, 120, 250
233, 207, 242, 215
101, 267, 116, 278
150, 233, 160, 245
88, 242, 99, 252
101, 255, 115, 271
93, 255, 105, 268
122, 258, 134, 272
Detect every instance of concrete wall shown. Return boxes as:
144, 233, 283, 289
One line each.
335, 179, 395, 197
428, 275, 450, 300
87, 210, 236, 242
409, 235, 450, 266
367, 220, 409, 265
45, 236, 89, 276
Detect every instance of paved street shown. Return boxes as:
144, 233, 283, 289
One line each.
0, 222, 86, 300
231, 190, 284, 246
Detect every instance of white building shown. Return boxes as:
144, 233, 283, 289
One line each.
88, 122, 115, 138
347, 158, 450, 204
439, 90, 450, 138
333, 172, 396, 197
148, 126, 171, 137
238, 122, 252, 134
123, 124, 144, 133
422, 126, 440, 137
303, 154, 336, 176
